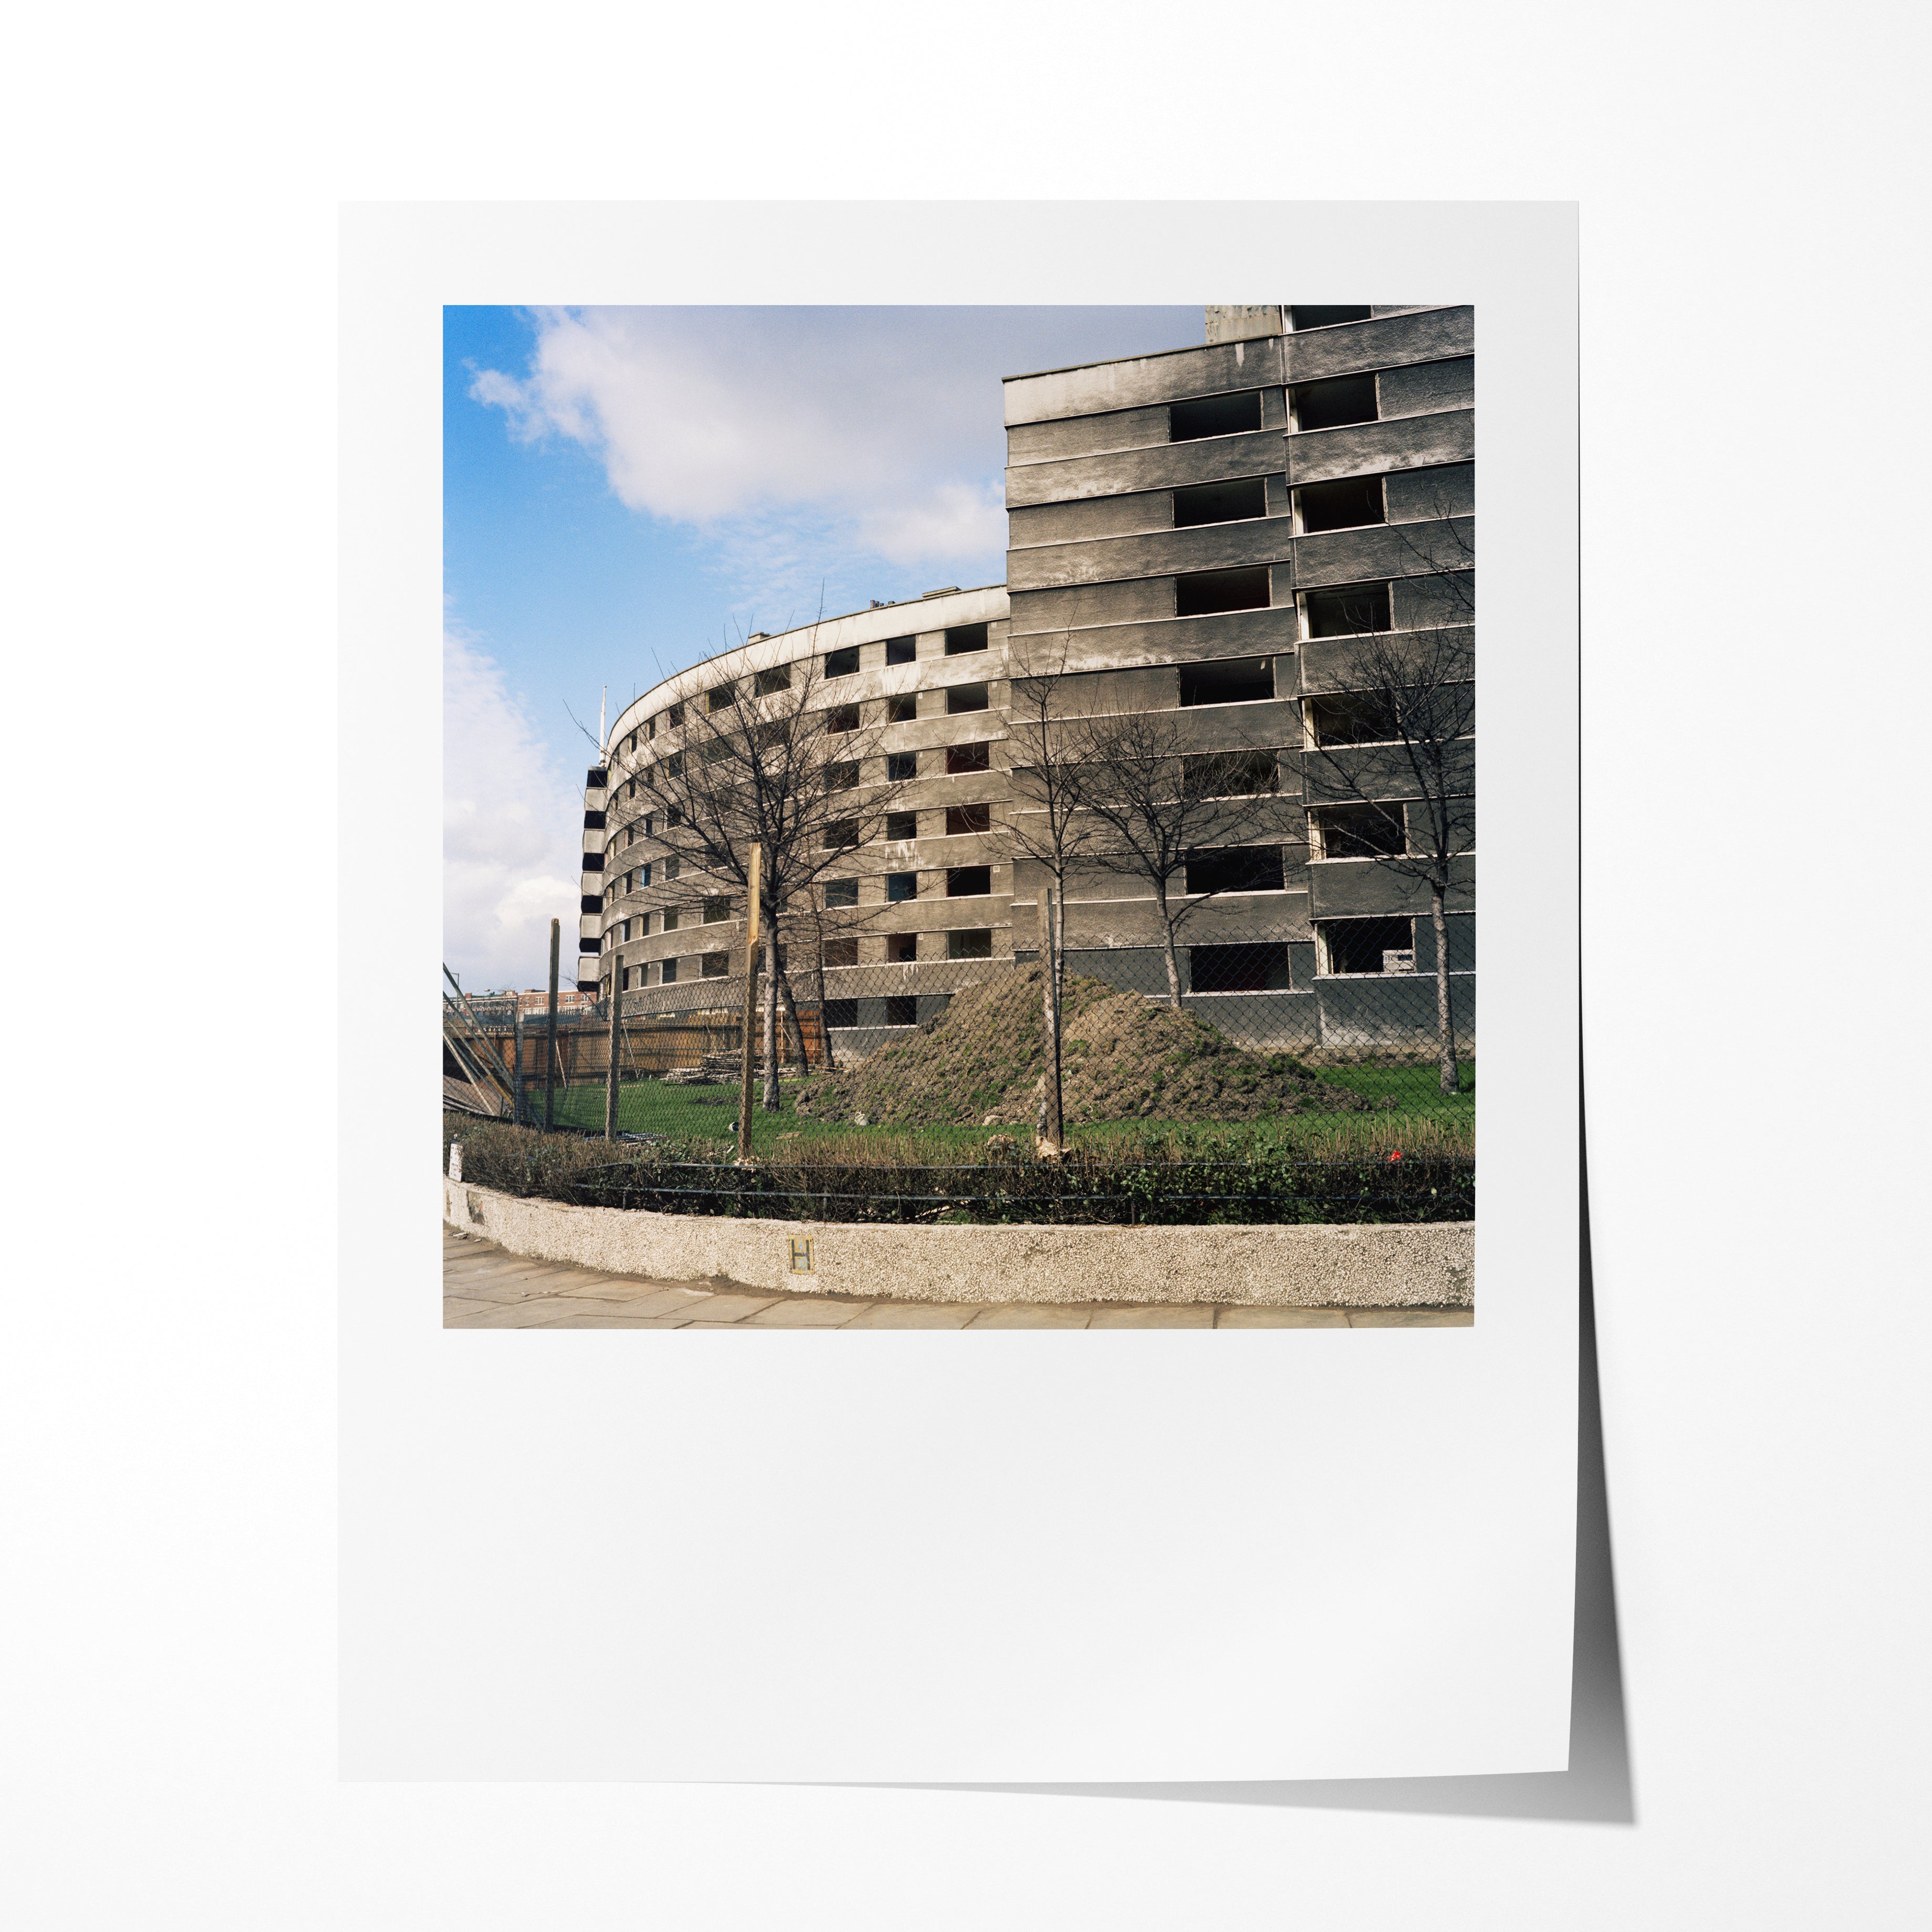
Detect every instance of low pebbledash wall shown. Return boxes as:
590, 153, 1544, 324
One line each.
444, 1177, 1474, 1309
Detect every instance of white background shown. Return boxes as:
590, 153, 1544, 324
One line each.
340, 200, 1578, 1787
5, 4, 1926, 1926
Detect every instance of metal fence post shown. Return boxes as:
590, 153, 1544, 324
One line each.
737, 843, 761, 1162
544, 917, 560, 1131
1037, 885, 1063, 1157
604, 968, 622, 1142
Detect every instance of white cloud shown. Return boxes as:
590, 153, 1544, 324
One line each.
443, 628, 587, 994
467, 307, 1008, 573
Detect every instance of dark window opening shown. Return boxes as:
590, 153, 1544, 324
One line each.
1296, 476, 1385, 534
580, 894, 601, 916
1189, 942, 1292, 992
1169, 390, 1262, 442
1186, 846, 1286, 896
666, 702, 685, 727
662, 855, 680, 881
1289, 306, 1371, 331
826, 703, 861, 735
824, 760, 860, 792
1291, 375, 1378, 430
886, 692, 919, 723
886, 751, 917, 782
586, 766, 607, 788
945, 623, 988, 655
885, 994, 920, 1026
582, 809, 607, 830
707, 685, 735, 713
886, 934, 918, 963
662, 908, 679, 931
701, 738, 733, 766
702, 895, 732, 923
945, 740, 990, 775
886, 635, 916, 665
701, 952, 728, 978
1175, 566, 1271, 618
666, 750, 685, 777
665, 807, 683, 829
1307, 692, 1401, 746
945, 683, 989, 715
823, 819, 860, 849
661, 958, 678, 984
947, 929, 993, 960
1179, 656, 1275, 706
1321, 916, 1415, 976
1172, 476, 1269, 528
886, 871, 917, 903
639, 863, 651, 889
946, 866, 992, 898
823, 879, 859, 908
647, 717, 657, 740
753, 720, 788, 749
1303, 582, 1392, 638
886, 810, 918, 842
581, 852, 605, 873
824, 645, 860, 678
823, 998, 858, 1028
1314, 804, 1405, 859
754, 666, 790, 695
945, 802, 991, 836
822, 938, 859, 969
1183, 748, 1279, 794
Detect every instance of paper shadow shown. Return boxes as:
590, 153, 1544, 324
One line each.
899, 1094, 1634, 1825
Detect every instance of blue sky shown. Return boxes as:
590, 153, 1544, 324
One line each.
443, 304, 1201, 990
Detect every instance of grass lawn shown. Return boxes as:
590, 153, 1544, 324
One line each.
534, 1063, 1474, 1162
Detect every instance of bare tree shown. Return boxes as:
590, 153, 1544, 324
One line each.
1005, 635, 1102, 999
598, 632, 912, 1110
1068, 704, 1288, 1010
1296, 517, 1475, 1094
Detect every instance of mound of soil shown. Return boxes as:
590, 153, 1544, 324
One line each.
791, 966, 1383, 1127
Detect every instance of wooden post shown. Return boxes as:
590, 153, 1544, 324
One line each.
544, 917, 560, 1130
604, 964, 622, 1141
1037, 885, 1063, 1157
737, 843, 762, 1162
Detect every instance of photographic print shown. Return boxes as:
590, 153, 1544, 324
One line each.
442, 301, 1476, 1328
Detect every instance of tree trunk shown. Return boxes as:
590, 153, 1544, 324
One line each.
776, 960, 808, 1069
761, 926, 781, 1108
1430, 882, 1459, 1095
1052, 868, 1067, 1007
1156, 889, 1184, 1011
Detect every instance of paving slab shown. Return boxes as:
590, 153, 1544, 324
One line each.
838, 1304, 984, 1329
1215, 1306, 1352, 1328
745, 1300, 874, 1327
665, 1292, 782, 1323
446, 1297, 632, 1328
1347, 1308, 1473, 1327
964, 1306, 1095, 1329
1088, 1305, 1218, 1328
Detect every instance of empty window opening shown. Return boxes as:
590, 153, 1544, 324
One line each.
1169, 391, 1262, 442
886, 934, 918, 963
824, 998, 858, 1028
581, 894, 602, 916
946, 683, 989, 715
701, 952, 728, 979
824, 759, 860, 792
665, 750, 685, 777
946, 866, 992, 898
638, 863, 651, 889
1186, 846, 1286, 895
826, 703, 861, 735
886, 810, 918, 842
753, 720, 788, 750
1172, 476, 1269, 528
823, 879, 859, 908
665, 806, 684, 828
662, 908, 680, 932
1176, 566, 1271, 618
1313, 804, 1405, 859
1319, 916, 1415, 976
1179, 656, 1275, 706
702, 895, 732, 924
885, 995, 920, 1026
1291, 375, 1378, 431
822, 938, 859, 969
1183, 748, 1279, 795
582, 852, 605, 873
824, 645, 860, 678
662, 854, 681, 881
1302, 582, 1392, 638
886, 635, 917, 665
647, 716, 657, 740
660, 958, 678, 984
1296, 476, 1386, 534
886, 871, 918, 903
587, 766, 608, 789
947, 929, 994, 960
701, 738, 733, 766
754, 666, 790, 695
945, 740, 990, 775
582, 809, 606, 830
707, 685, 735, 713
1306, 693, 1401, 746
886, 692, 919, 723
1289, 306, 1372, 331
666, 702, 685, 727
945, 623, 989, 655
823, 819, 860, 850
886, 751, 917, 782
1189, 942, 1292, 993
945, 803, 991, 836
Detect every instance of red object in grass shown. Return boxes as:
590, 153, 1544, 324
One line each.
1388, 1150, 1403, 1162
